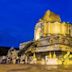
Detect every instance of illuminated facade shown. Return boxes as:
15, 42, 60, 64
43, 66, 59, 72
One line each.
18, 10, 72, 65
34, 10, 72, 40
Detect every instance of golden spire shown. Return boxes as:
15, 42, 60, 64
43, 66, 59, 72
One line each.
49, 52, 52, 58
42, 10, 61, 22
53, 52, 56, 58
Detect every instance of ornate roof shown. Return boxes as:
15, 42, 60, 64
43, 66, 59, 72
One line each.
42, 10, 61, 22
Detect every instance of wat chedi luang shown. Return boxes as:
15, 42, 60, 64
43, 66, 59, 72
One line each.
18, 10, 72, 65
34, 10, 71, 40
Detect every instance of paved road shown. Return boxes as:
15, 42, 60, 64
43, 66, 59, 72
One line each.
0, 64, 72, 72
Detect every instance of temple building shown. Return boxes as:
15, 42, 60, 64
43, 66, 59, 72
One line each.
18, 10, 72, 65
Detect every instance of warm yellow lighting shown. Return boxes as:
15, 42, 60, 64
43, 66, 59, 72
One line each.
53, 52, 56, 58
53, 22, 61, 34
46, 58, 58, 65
61, 22, 67, 35
49, 52, 52, 58
35, 28, 41, 40
64, 52, 70, 59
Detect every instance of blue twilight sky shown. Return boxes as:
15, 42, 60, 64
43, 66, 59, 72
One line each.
0, 0, 72, 47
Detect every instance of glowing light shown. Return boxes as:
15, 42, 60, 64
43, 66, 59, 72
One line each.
46, 59, 58, 65
35, 28, 41, 40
